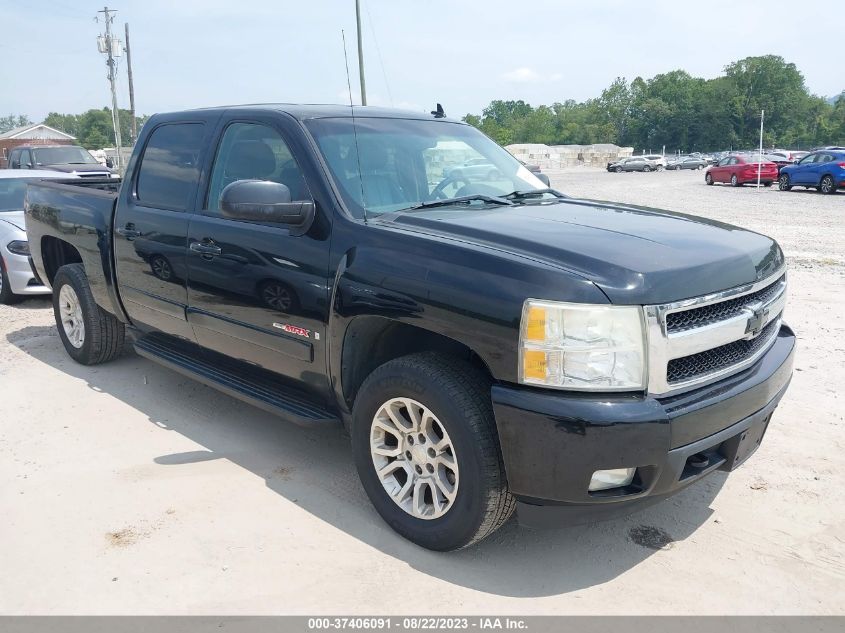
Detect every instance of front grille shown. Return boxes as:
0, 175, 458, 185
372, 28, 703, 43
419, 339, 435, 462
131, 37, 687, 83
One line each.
666, 315, 780, 384
666, 275, 785, 333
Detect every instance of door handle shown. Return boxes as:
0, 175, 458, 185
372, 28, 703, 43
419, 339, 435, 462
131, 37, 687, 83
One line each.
190, 241, 222, 256
117, 224, 141, 239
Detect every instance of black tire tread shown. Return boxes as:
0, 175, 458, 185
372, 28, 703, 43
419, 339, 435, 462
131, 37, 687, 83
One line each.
0, 256, 23, 305
359, 352, 515, 549
54, 263, 125, 365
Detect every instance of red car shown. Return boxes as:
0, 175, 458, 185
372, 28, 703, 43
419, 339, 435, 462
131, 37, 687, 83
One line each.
705, 155, 779, 187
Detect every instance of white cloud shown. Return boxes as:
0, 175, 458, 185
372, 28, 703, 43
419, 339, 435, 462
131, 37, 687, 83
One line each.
502, 67, 543, 82
501, 67, 563, 83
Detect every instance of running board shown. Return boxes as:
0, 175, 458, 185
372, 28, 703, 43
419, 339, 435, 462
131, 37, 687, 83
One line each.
134, 333, 340, 427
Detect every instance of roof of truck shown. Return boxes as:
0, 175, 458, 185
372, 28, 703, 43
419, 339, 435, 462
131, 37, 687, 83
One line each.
180, 103, 459, 122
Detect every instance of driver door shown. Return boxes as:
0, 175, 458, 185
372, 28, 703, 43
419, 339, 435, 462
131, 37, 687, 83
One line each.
185, 115, 332, 396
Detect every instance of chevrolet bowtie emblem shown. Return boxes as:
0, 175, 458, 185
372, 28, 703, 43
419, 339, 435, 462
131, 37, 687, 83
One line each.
745, 305, 769, 338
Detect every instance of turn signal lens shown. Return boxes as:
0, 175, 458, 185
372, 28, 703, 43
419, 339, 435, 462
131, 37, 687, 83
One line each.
6, 240, 30, 256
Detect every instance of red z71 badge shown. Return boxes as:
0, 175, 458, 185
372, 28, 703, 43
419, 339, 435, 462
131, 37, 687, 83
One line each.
273, 323, 310, 338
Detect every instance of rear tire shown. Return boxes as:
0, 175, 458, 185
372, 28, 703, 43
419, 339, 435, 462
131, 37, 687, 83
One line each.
0, 256, 23, 305
643, 165, 652, 172
820, 175, 836, 194
52, 263, 125, 365
351, 352, 514, 551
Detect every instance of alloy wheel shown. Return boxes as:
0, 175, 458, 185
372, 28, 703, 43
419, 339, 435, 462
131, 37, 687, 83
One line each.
821, 176, 834, 194
370, 397, 459, 520
59, 285, 85, 348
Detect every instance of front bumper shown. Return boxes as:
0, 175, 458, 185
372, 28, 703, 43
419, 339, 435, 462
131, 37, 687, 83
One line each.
491, 323, 795, 528
1, 249, 50, 295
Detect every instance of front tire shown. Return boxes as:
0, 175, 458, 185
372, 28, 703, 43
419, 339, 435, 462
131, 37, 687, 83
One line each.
643, 165, 652, 172
731, 174, 740, 187
820, 175, 836, 194
705, 173, 713, 185
779, 175, 792, 191
53, 264, 125, 365
0, 256, 23, 305
352, 352, 514, 551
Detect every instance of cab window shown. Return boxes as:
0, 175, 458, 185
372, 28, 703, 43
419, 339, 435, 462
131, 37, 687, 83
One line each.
136, 123, 205, 211
205, 122, 311, 216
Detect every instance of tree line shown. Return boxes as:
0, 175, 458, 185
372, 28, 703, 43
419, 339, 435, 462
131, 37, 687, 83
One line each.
463, 56, 844, 152
0, 109, 148, 149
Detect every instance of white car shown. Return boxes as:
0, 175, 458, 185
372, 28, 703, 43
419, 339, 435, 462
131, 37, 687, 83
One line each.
642, 154, 668, 169
0, 170, 78, 303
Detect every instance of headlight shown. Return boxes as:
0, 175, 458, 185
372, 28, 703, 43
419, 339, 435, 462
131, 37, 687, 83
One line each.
519, 300, 646, 391
6, 240, 30, 256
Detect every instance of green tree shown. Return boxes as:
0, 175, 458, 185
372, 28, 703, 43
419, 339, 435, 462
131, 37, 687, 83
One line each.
0, 114, 32, 134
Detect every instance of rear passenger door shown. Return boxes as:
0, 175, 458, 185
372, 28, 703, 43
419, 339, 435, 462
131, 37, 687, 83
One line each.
185, 114, 332, 396
113, 115, 219, 340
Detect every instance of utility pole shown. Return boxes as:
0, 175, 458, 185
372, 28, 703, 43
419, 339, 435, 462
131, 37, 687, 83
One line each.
355, 0, 367, 105
124, 22, 137, 144
97, 6, 123, 170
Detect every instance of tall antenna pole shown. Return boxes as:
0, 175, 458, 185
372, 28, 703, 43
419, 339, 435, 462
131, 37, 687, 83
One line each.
124, 22, 137, 144
355, 0, 367, 105
97, 6, 123, 170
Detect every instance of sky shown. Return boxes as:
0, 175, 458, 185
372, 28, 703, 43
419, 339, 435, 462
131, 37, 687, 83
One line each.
1, 0, 841, 123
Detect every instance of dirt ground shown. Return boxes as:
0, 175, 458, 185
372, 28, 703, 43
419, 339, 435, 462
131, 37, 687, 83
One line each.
1, 169, 843, 614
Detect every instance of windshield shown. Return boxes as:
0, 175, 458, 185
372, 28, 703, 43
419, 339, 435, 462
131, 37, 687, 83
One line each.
0, 179, 28, 212
305, 117, 547, 218
31, 146, 100, 166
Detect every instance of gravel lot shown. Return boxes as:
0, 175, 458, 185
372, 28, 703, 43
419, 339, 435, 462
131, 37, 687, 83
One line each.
1, 168, 843, 614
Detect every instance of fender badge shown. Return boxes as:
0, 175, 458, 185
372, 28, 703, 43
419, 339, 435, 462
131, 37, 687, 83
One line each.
273, 323, 310, 338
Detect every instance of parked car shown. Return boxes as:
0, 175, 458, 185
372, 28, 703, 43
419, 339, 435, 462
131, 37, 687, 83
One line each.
606, 156, 657, 172
517, 159, 551, 186
642, 154, 667, 169
7, 145, 118, 179
705, 155, 778, 187
25, 104, 793, 551
447, 158, 499, 181
778, 149, 845, 194
759, 153, 794, 173
0, 170, 80, 303
666, 156, 708, 170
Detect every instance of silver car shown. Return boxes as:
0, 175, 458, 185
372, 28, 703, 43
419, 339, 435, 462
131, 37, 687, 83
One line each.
0, 170, 78, 303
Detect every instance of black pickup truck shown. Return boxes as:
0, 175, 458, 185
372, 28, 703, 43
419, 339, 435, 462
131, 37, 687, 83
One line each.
25, 104, 794, 551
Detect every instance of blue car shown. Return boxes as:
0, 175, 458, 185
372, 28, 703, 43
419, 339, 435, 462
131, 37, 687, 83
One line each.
778, 148, 845, 194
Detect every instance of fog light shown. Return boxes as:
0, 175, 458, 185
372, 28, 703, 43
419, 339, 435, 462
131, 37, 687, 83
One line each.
589, 467, 636, 492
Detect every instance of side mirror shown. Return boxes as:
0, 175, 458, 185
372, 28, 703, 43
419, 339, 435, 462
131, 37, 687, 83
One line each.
105, 158, 114, 168
220, 180, 315, 236
536, 173, 550, 186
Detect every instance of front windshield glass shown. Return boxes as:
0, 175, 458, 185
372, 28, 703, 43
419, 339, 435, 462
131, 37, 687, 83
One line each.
305, 117, 547, 218
0, 179, 27, 212
32, 146, 100, 166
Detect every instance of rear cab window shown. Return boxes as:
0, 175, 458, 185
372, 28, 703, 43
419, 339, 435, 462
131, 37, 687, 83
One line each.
135, 123, 205, 211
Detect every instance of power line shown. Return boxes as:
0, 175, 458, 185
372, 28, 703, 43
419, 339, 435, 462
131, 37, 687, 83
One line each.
363, 0, 394, 107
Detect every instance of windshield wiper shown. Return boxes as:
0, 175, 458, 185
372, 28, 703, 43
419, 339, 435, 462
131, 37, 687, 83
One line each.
407, 194, 513, 211
503, 188, 567, 201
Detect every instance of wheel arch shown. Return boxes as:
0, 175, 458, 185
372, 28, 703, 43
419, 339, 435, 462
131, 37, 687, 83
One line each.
40, 236, 83, 285
339, 315, 494, 412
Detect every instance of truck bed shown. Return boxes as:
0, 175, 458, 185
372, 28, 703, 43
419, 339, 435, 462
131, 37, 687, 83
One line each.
24, 179, 124, 319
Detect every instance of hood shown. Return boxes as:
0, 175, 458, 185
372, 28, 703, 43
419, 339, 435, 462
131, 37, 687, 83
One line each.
40, 163, 112, 174
379, 199, 784, 305
0, 210, 26, 231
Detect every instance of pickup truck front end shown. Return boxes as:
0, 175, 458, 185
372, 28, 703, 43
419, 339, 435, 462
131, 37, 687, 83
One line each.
495, 269, 793, 525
